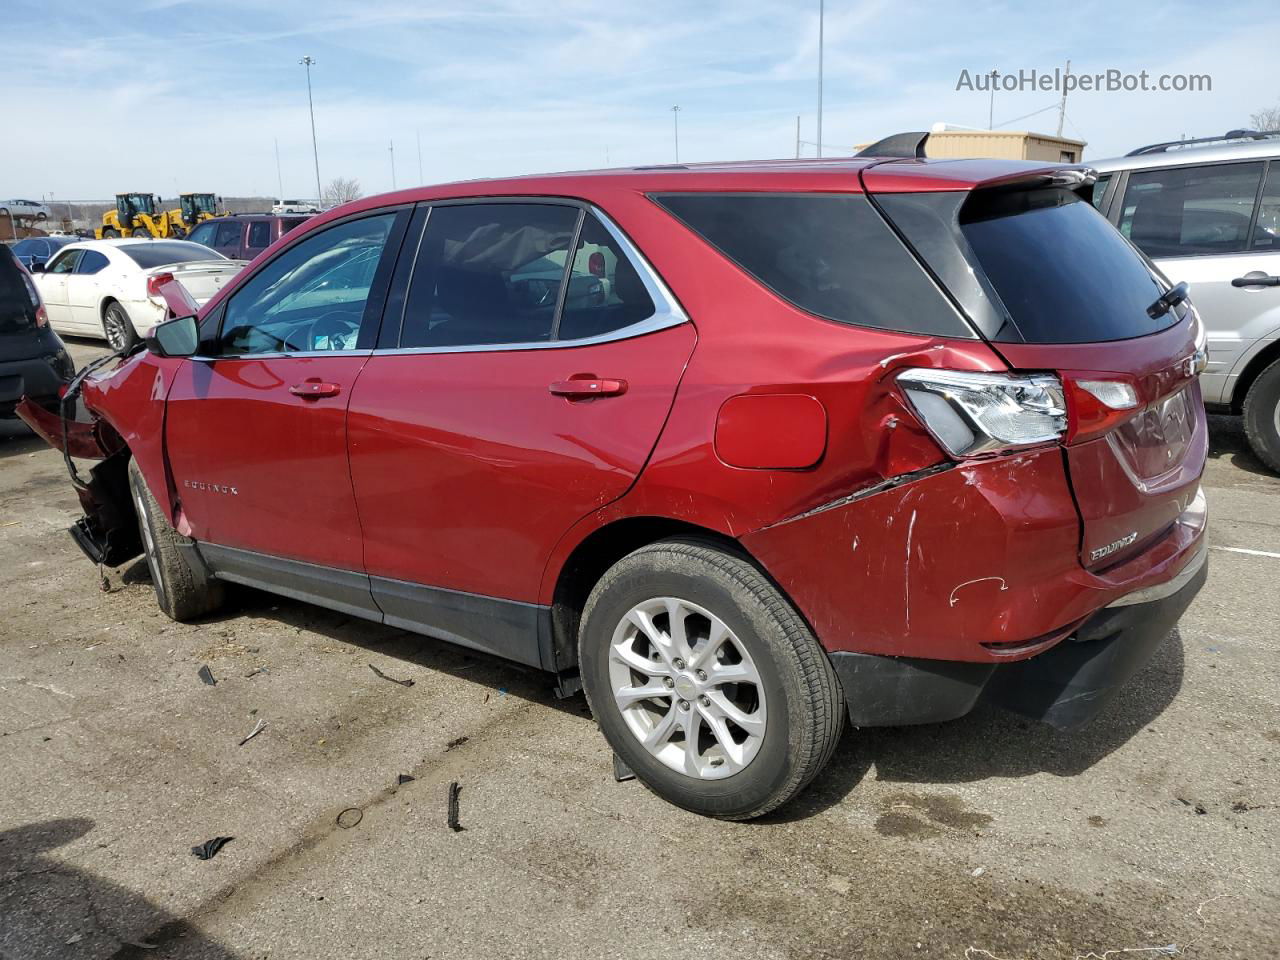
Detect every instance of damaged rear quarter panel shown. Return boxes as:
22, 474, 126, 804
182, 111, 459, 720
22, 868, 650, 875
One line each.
741, 448, 1089, 662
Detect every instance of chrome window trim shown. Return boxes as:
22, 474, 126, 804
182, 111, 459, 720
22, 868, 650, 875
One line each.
376, 201, 689, 356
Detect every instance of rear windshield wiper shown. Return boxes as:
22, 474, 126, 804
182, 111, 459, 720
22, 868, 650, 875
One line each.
1146, 280, 1190, 319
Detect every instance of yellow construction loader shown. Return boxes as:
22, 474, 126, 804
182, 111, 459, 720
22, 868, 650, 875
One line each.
96, 193, 173, 239
169, 193, 222, 236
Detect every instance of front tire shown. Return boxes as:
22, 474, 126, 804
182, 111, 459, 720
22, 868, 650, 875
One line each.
1243, 357, 1280, 474
102, 303, 138, 352
579, 538, 844, 820
128, 459, 224, 621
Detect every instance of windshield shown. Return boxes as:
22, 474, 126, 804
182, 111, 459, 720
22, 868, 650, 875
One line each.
121, 241, 227, 269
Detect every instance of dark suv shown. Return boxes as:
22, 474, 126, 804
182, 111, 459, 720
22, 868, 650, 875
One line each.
185, 214, 311, 261
20, 151, 1208, 819
1, 244, 73, 423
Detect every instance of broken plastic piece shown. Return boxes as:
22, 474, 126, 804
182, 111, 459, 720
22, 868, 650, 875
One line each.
238, 718, 267, 746
613, 753, 636, 783
445, 735, 468, 752
197, 665, 216, 686
191, 836, 233, 860
368, 663, 414, 687
447, 781, 463, 832
397, 773, 415, 785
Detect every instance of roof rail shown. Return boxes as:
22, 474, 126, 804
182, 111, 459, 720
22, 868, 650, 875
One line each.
857, 131, 929, 159
1125, 129, 1280, 156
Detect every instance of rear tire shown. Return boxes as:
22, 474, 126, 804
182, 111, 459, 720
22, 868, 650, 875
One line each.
1243, 357, 1280, 474
102, 303, 138, 353
127, 459, 224, 621
129, 227, 150, 238
101, 227, 120, 239
579, 538, 844, 820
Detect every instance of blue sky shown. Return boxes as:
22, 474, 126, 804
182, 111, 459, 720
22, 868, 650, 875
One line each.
9, 0, 1280, 200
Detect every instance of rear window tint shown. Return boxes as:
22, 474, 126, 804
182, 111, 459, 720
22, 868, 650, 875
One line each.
121, 241, 226, 269
0, 246, 38, 333
959, 189, 1170, 343
652, 193, 972, 338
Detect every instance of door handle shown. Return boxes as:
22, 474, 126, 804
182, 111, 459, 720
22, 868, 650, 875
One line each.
290, 381, 341, 399
1231, 274, 1280, 288
549, 376, 628, 398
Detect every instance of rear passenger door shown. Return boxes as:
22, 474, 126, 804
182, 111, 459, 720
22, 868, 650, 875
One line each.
245, 220, 274, 260
1114, 160, 1280, 404
346, 200, 696, 666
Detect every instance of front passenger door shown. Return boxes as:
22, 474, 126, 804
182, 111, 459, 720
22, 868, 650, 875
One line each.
164, 210, 407, 603
37, 248, 81, 333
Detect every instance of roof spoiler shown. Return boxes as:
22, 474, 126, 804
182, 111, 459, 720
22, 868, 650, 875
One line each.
857, 131, 929, 159
1126, 129, 1280, 156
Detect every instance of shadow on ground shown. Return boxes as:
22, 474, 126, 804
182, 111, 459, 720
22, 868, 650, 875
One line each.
770, 629, 1186, 822
0, 818, 244, 960
1206, 413, 1272, 477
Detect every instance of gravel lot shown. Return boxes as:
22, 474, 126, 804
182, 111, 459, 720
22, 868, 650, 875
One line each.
1, 339, 1277, 960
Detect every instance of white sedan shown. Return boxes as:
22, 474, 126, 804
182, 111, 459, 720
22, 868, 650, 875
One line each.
31, 239, 244, 351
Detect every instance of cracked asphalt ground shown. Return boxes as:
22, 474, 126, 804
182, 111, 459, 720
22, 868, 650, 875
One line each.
1, 340, 1277, 960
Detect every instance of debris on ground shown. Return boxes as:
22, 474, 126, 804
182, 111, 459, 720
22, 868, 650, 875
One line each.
197, 665, 216, 686
613, 753, 635, 783
397, 773, 415, 785
191, 836, 233, 860
367, 663, 413, 687
445, 736, 468, 752
336, 807, 363, 829
238, 719, 267, 746
244, 666, 269, 679
448, 781, 464, 832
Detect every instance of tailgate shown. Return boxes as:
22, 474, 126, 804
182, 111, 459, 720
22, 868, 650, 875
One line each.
870, 164, 1208, 572
999, 325, 1206, 569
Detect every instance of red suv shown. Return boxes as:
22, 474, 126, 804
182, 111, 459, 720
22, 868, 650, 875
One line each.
20, 151, 1208, 819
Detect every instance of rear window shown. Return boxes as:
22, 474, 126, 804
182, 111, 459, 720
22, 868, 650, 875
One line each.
282, 218, 307, 234
958, 188, 1170, 343
121, 241, 226, 269
0, 246, 38, 333
652, 193, 972, 338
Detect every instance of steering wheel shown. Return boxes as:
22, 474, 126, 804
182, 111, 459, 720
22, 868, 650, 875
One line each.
283, 310, 361, 351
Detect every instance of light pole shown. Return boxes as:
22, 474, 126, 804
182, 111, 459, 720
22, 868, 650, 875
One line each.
671, 105, 680, 163
299, 56, 322, 204
816, 0, 824, 158
416, 129, 423, 185
389, 139, 397, 190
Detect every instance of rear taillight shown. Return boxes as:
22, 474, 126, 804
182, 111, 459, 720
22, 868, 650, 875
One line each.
146, 272, 175, 301
21, 273, 47, 327
34, 305, 49, 328
1064, 376, 1141, 442
896, 368, 1067, 458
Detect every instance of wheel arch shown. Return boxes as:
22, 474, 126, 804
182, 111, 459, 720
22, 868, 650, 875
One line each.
546, 515, 787, 678
1230, 335, 1280, 414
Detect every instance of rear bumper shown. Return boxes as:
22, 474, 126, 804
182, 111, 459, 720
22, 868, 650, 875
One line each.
831, 552, 1206, 731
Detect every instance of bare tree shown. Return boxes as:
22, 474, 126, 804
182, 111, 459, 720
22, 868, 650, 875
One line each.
1249, 103, 1280, 132
322, 177, 363, 205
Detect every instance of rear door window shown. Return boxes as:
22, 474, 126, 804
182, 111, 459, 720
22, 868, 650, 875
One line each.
247, 221, 272, 250
1117, 162, 1264, 257
1253, 163, 1280, 250
398, 203, 580, 348
557, 212, 656, 340
652, 192, 971, 338
74, 250, 110, 275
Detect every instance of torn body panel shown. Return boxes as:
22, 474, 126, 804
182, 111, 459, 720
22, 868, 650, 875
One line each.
741, 446, 1207, 664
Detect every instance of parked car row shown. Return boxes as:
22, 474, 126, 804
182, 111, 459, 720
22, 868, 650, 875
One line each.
18, 142, 1211, 819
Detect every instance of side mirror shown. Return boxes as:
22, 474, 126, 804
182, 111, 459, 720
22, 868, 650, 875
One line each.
28, 260, 45, 273
145, 314, 200, 358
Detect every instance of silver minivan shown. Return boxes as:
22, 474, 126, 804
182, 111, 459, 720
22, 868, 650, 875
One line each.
1092, 131, 1280, 470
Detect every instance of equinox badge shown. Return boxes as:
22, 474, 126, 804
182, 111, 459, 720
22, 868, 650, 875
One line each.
1090, 532, 1138, 562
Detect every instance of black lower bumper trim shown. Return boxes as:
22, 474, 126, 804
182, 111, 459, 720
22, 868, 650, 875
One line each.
831, 557, 1207, 731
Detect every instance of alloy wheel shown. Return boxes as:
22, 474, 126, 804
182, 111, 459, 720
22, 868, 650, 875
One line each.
608, 596, 767, 780
104, 308, 130, 351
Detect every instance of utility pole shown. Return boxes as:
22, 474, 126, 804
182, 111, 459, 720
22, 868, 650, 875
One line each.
389, 140, 397, 190
796, 115, 801, 158
671, 105, 681, 162
1056, 59, 1071, 137
816, 0, 824, 158
273, 137, 284, 199
299, 56, 322, 204
416, 129, 423, 185
988, 87, 994, 129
